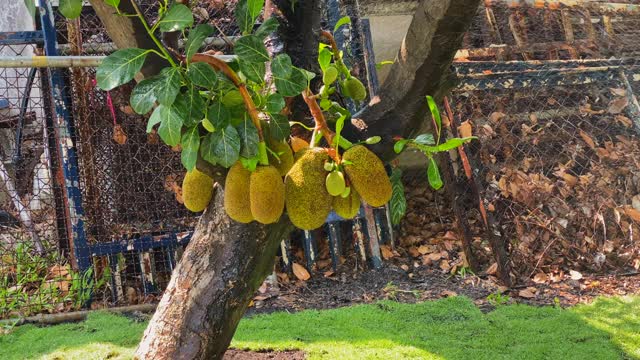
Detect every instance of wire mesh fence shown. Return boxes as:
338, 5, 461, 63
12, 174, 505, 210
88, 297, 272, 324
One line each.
444, 1, 640, 281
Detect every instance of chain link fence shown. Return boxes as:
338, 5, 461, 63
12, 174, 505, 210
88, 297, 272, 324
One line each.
446, 1, 640, 281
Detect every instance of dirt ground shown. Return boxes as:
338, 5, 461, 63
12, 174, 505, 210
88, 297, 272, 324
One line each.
223, 349, 305, 360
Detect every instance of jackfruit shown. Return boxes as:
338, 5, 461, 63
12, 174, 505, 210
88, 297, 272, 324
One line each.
342, 145, 392, 207
323, 65, 338, 85
267, 140, 294, 176
333, 188, 360, 219
341, 77, 367, 101
224, 162, 253, 223
250, 165, 285, 224
325, 170, 346, 196
182, 169, 214, 212
290, 136, 310, 153
285, 148, 332, 230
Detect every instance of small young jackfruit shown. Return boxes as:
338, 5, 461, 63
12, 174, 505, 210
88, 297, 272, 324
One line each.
182, 168, 214, 212
267, 140, 294, 176
341, 77, 367, 101
325, 170, 346, 196
224, 162, 253, 223
342, 145, 392, 207
333, 188, 360, 219
285, 148, 332, 230
290, 136, 310, 153
323, 65, 338, 85
250, 165, 285, 224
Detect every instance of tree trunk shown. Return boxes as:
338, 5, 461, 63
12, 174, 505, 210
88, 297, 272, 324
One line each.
135, 185, 293, 360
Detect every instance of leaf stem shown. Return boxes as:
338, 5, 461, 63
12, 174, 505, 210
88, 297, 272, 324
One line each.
131, 0, 177, 67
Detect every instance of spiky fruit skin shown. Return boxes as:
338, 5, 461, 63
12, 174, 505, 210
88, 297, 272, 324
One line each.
224, 163, 253, 223
343, 145, 392, 207
268, 140, 294, 176
342, 77, 367, 101
333, 188, 361, 219
250, 166, 285, 224
290, 137, 310, 153
182, 169, 214, 212
285, 148, 332, 230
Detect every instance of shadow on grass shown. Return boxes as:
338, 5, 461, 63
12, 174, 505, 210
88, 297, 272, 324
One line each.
232, 296, 640, 360
0, 296, 638, 360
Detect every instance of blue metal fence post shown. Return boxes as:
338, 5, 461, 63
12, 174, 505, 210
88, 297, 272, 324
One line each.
38, 0, 91, 272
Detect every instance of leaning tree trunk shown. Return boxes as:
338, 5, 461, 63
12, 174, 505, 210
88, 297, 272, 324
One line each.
135, 185, 293, 359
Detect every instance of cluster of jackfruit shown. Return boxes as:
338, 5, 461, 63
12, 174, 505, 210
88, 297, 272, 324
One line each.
284, 145, 392, 230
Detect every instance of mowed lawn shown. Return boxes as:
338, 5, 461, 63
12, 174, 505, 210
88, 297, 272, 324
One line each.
0, 296, 638, 360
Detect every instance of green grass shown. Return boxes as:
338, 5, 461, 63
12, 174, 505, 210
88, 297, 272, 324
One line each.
1, 296, 638, 359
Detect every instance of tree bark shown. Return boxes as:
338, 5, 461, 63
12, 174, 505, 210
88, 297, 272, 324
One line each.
345, 0, 482, 161
135, 185, 293, 360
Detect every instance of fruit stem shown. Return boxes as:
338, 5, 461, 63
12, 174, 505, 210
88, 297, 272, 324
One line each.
320, 30, 350, 79
302, 88, 341, 163
258, 141, 269, 166
190, 53, 265, 142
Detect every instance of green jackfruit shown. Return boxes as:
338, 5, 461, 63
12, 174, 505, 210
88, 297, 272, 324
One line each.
285, 148, 332, 230
224, 162, 253, 223
323, 65, 338, 85
341, 77, 367, 101
343, 145, 392, 207
182, 169, 214, 212
325, 170, 346, 196
268, 140, 294, 176
250, 165, 285, 224
333, 188, 360, 219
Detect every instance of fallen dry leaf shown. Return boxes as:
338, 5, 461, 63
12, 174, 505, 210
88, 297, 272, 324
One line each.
489, 112, 506, 123
610, 88, 627, 97
458, 120, 473, 138
570, 270, 583, 281
441, 290, 458, 297
579, 130, 596, 149
607, 97, 629, 114
380, 245, 395, 260
519, 288, 536, 299
532, 272, 549, 284
292, 263, 311, 281
486, 262, 498, 275
400, 264, 410, 271
113, 124, 128, 145
622, 207, 640, 222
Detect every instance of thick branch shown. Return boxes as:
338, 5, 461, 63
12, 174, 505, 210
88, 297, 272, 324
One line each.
344, 0, 481, 161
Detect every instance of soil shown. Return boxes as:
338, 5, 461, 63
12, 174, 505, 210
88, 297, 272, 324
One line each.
223, 349, 306, 360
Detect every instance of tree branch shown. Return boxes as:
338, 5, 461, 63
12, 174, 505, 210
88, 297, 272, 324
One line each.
344, 0, 481, 161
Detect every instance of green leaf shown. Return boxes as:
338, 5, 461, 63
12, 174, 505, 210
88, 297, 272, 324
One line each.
236, 119, 260, 158
130, 77, 161, 115
390, 168, 406, 225
414, 134, 435, 145
318, 48, 332, 71
105, 0, 120, 8
174, 85, 205, 128
265, 93, 285, 114
239, 60, 266, 84
435, 137, 475, 152
426, 95, 441, 135
96, 48, 148, 91
394, 139, 409, 154
207, 100, 231, 129
235, 35, 270, 63
300, 69, 316, 82
147, 105, 163, 133
334, 114, 347, 146
235, 0, 264, 35
187, 62, 218, 89
201, 126, 241, 167
157, 4, 194, 32
156, 67, 182, 106
156, 105, 185, 147
181, 127, 200, 171
333, 16, 351, 34
59, 0, 83, 19
254, 17, 279, 39
269, 114, 290, 141
24, 0, 36, 18
185, 24, 214, 63
274, 67, 307, 97
271, 54, 293, 78
427, 158, 443, 190
375, 60, 394, 70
